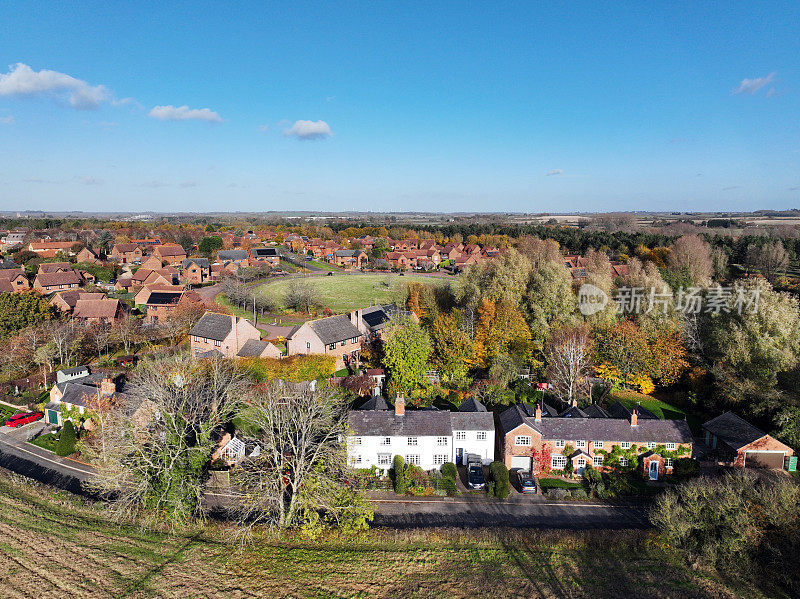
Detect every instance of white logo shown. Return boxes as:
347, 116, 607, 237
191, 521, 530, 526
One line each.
577, 284, 608, 316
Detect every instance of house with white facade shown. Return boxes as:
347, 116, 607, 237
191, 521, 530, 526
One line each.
346, 394, 495, 472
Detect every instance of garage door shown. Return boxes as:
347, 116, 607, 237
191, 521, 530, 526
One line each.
745, 452, 785, 469
509, 456, 532, 472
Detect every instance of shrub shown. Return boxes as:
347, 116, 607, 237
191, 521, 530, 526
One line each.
582, 466, 605, 497
433, 475, 458, 496
441, 462, 457, 481
489, 461, 510, 499
672, 457, 700, 481
547, 488, 570, 500
570, 488, 588, 500
55, 421, 77, 457
404, 464, 429, 489
392, 455, 406, 494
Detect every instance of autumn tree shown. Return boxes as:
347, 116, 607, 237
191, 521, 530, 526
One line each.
745, 240, 789, 283
0, 292, 57, 339
545, 325, 594, 405
667, 234, 714, 287
429, 311, 472, 383
383, 315, 432, 391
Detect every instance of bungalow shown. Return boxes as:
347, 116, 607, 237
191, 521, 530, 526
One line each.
73, 298, 125, 324
217, 250, 250, 269
0, 268, 29, 293
28, 241, 75, 256
346, 394, 495, 471
703, 412, 795, 470
189, 312, 263, 359
154, 244, 187, 266
110, 243, 143, 264
250, 247, 281, 267
334, 249, 367, 269
286, 314, 362, 369
181, 258, 210, 284
33, 270, 82, 293
498, 402, 693, 479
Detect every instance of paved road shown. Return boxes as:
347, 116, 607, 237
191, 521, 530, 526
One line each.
371, 497, 650, 529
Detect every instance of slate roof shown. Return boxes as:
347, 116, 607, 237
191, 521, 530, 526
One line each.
348, 410, 453, 437
59, 382, 98, 407
236, 339, 271, 357
183, 258, 209, 269
357, 396, 394, 411
584, 404, 612, 418
218, 250, 249, 261
702, 412, 767, 450
190, 312, 234, 341
308, 315, 362, 345
450, 411, 494, 431
60, 365, 90, 377
560, 405, 588, 418
459, 397, 488, 412
335, 249, 363, 257
608, 401, 657, 420
498, 403, 693, 444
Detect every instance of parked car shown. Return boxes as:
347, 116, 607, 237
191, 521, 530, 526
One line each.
5, 412, 43, 428
467, 463, 485, 490
514, 471, 537, 494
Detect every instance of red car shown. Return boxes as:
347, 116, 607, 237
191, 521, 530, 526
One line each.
5, 412, 43, 428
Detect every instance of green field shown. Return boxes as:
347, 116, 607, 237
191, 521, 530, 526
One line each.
609, 389, 702, 434
255, 273, 448, 312
0, 471, 771, 598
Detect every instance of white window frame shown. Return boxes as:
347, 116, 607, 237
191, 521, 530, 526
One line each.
377, 453, 391, 466
594, 455, 604, 467
405, 454, 420, 466
620, 441, 631, 449
515, 435, 532, 446
380, 437, 390, 446
594, 441, 604, 449
437, 437, 448, 446
576, 458, 586, 469
433, 454, 447, 465
647, 442, 656, 450
407, 437, 418, 446
666, 443, 676, 450
551, 455, 567, 470
554, 439, 565, 448
619, 457, 629, 467
576, 440, 586, 449
455, 431, 466, 441
665, 457, 673, 468
476, 431, 487, 441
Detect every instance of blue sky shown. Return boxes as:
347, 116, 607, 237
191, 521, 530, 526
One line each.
0, 1, 798, 213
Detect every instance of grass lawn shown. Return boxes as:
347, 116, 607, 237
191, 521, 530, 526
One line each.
609, 389, 702, 435
0, 470, 774, 598
538, 477, 583, 490
255, 273, 448, 313
0, 406, 18, 426
306, 259, 340, 272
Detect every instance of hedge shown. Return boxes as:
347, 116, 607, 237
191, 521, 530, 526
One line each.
441, 462, 457, 481
489, 461, 510, 499
55, 421, 77, 457
392, 455, 406, 494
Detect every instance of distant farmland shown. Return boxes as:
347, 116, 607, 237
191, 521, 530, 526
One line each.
255, 273, 449, 312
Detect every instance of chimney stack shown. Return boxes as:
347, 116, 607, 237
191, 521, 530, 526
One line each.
535, 403, 542, 422
570, 397, 578, 408
630, 409, 638, 427
395, 391, 405, 416
100, 376, 116, 397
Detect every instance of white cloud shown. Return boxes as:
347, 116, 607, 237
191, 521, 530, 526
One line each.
282, 119, 333, 140
546, 169, 563, 176
732, 72, 776, 95
0, 63, 110, 109
148, 105, 223, 123
0, 116, 14, 125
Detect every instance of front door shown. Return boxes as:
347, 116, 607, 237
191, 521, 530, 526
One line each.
576, 458, 586, 476
455, 448, 464, 465
649, 460, 659, 480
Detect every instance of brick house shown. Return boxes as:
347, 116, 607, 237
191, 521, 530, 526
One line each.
286, 314, 363, 369
385, 251, 417, 270
217, 250, 250, 269
37, 262, 72, 274
0, 268, 29, 293
703, 412, 795, 470
76, 247, 101, 264
50, 290, 105, 313
33, 270, 82, 293
154, 244, 187, 266
73, 298, 126, 324
140, 255, 164, 270
110, 243, 143, 264
28, 241, 76, 256
189, 312, 263, 358
334, 249, 368, 269
498, 402, 693, 479
182, 258, 210, 284
143, 290, 200, 324
250, 247, 281, 267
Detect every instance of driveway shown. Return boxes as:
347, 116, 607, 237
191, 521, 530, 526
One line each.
371, 496, 650, 529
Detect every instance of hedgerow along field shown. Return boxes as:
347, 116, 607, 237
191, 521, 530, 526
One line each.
255, 273, 449, 313
0, 470, 773, 598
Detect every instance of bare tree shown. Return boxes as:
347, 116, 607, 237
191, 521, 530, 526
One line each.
668, 235, 714, 286
545, 325, 594, 406
284, 278, 319, 313
110, 315, 141, 355
88, 355, 246, 527
746, 240, 789, 283
229, 381, 365, 538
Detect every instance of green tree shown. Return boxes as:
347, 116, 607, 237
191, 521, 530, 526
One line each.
383, 316, 432, 391
55, 420, 77, 457
523, 259, 576, 350
393, 455, 407, 494
488, 462, 509, 499
0, 292, 57, 339
198, 235, 223, 257
429, 311, 472, 383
